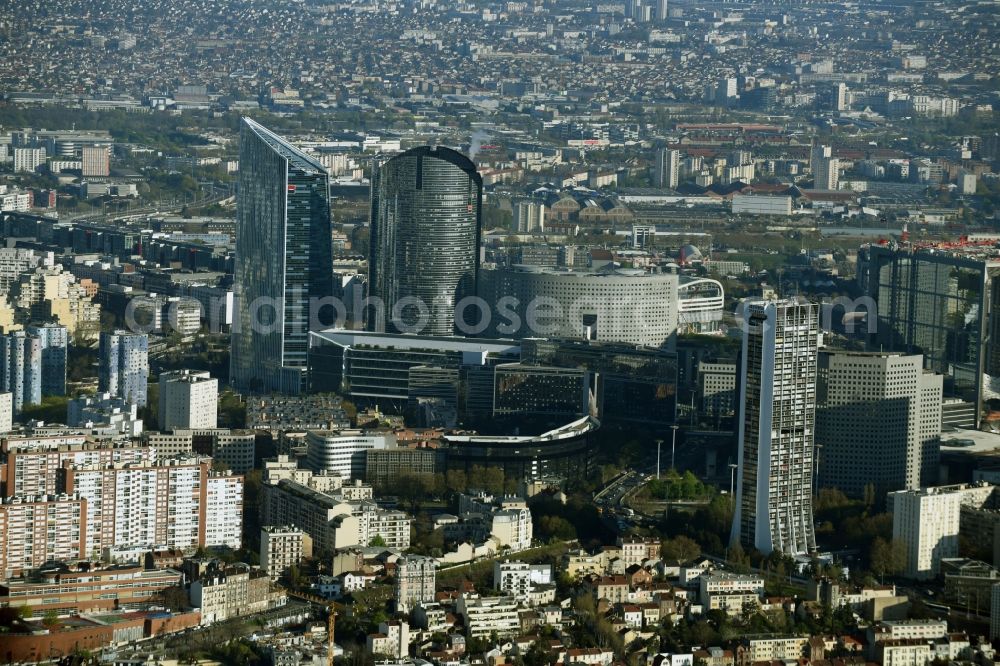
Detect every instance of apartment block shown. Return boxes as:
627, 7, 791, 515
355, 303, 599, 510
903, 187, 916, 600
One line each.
1, 439, 155, 497
0, 494, 86, 578
260, 525, 309, 581
0, 330, 41, 413
98, 330, 149, 407
26, 323, 68, 396
0, 391, 10, 434
494, 560, 553, 602
13, 266, 100, 339
456, 594, 521, 638
159, 370, 219, 430
60, 456, 243, 557
189, 563, 276, 625
13, 147, 45, 173
699, 572, 765, 615
736, 635, 809, 665
0, 563, 182, 617
261, 478, 411, 554
396, 554, 437, 613
206, 471, 244, 549
890, 483, 996, 579
457, 493, 533, 552
367, 620, 410, 660
731, 299, 818, 555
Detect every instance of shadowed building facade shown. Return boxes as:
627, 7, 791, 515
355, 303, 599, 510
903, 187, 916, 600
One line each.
231, 118, 333, 394
368, 146, 482, 336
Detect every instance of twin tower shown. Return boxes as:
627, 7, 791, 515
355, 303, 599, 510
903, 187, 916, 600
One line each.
231, 118, 482, 394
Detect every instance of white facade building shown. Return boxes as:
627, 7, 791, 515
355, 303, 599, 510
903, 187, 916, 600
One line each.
890, 483, 995, 579
456, 594, 521, 638
811, 144, 839, 190
0, 190, 31, 212
13, 147, 45, 173
731, 299, 818, 555
305, 429, 393, 480
0, 391, 11, 433
395, 554, 437, 613
480, 266, 679, 349
513, 200, 546, 233
159, 370, 219, 430
260, 525, 308, 581
732, 194, 793, 216
494, 560, 553, 601
655, 148, 681, 189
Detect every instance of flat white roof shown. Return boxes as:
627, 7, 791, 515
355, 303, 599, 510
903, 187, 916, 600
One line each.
310, 329, 520, 355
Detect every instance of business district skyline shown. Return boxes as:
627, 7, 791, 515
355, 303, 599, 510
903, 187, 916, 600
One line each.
0, 115, 994, 662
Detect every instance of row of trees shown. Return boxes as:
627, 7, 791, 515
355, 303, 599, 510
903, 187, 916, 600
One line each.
645, 469, 713, 501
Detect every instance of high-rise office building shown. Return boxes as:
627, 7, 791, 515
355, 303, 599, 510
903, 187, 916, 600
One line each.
231, 118, 333, 394
0, 330, 41, 413
860, 245, 1000, 428
27, 323, 67, 396
655, 148, 681, 189
478, 266, 679, 348
159, 369, 219, 430
305, 430, 394, 480
81, 145, 110, 177
817, 351, 942, 500
731, 299, 818, 555
811, 144, 839, 190
368, 146, 482, 336
520, 337, 678, 428
98, 330, 149, 407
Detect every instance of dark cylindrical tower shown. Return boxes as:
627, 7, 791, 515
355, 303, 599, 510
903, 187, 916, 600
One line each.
368, 146, 482, 336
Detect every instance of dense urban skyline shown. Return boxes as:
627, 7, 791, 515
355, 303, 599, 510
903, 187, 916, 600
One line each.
0, 0, 998, 663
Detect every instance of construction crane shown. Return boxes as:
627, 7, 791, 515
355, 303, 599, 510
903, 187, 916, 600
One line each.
287, 590, 341, 666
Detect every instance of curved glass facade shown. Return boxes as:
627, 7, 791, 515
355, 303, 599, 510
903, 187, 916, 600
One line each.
368, 146, 482, 336
230, 118, 333, 394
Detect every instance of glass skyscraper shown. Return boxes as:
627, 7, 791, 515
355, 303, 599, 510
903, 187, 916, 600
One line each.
368, 146, 482, 336
231, 118, 333, 394
862, 245, 1000, 427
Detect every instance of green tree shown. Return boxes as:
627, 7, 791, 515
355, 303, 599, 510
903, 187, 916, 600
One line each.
870, 537, 906, 581
42, 609, 60, 629
537, 515, 577, 542
482, 466, 505, 494
661, 535, 701, 563
727, 541, 750, 573
445, 469, 467, 494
